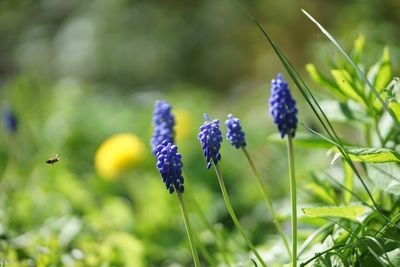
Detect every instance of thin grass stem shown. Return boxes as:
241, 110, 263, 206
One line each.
213, 164, 268, 267
301, 9, 400, 130
287, 135, 297, 267
325, 218, 393, 267
185, 185, 232, 266
177, 191, 201, 267
298, 223, 332, 256
242, 146, 292, 259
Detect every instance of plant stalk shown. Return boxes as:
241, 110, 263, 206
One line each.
242, 146, 291, 259
287, 135, 297, 267
177, 191, 201, 267
214, 164, 268, 267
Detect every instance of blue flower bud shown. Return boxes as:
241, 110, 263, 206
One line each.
269, 74, 298, 138
156, 140, 184, 194
198, 114, 223, 169
151, 100, 175, 155
225, 114, 246, 148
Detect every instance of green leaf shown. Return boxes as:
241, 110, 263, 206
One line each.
386, 248, 400, 266
389, 101, 400, 122
301, 9, 400, 130
302, 205, 367, 220
368, 163, 400, 195
343, 162, 353, 205
352, 34, 365, 63
305, 183, 337, 205
338, 147, 400, 163
268, 132, 333, 148
375, 47, 392, 93
306, 63, 345, 100
331, 69, 365, 104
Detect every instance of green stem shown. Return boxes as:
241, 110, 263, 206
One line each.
241, 147, 292, 259
187, 192, 232, 266
287, 135, 297, 267
176, 191, 200, 267
298, 223, 332, 257
213, 164, 268, 267
182, 178, 231, 266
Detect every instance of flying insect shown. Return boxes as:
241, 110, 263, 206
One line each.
46, 153, 61, 164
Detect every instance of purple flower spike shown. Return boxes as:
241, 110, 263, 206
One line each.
151, 100, 175, 155
269, 74, 298, 138
225, 114, 246, 149
156, 140, 184, 194
198, 114, 223, 169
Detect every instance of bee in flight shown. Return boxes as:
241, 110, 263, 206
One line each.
46, 153, 61, 164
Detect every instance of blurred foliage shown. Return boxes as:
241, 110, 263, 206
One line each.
0, 0, 399, 266
0, 0, 399, 91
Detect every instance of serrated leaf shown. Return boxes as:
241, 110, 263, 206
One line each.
331, 69, 365, 104
368, 163, 400, 195
302, 205, 367, 220
338, 147, 400, 163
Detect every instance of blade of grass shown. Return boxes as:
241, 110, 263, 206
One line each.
299, 242, 354, 267
242, 146, 292, 259
230, 0, 398, 229
214, 164, 268, 267
185, 189, 232, 266
298, 223, 333, 256
324, 218, 388, 267
301, 9, 400, 130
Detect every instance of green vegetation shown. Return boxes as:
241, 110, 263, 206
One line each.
0, 1, 399, 266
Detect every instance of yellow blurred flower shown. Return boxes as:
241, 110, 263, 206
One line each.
95, 133, 146, 180
174, 109, 193, 141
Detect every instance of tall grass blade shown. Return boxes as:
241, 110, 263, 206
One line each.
229, 0, 400, 229
301, 9, 400, 130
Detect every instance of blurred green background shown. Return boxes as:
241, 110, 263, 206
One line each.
0, 0, 399, 266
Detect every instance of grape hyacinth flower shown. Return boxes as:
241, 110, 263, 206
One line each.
151, 100, 175, 155
4, 109, 17, 133
202, 114, 267, 266
227, 111, 292, 257
198, 114, 223, 169
269, 73, 298, 138
154, 141, 199, 266
269, 73, 298, 267
156, 140, 184, 194
225, 114, 246, 148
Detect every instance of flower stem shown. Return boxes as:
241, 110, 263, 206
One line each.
176, 191, 201, 267
287, 135, 297, 267
182, 174, 231, 266
186, 189, 232, 266
242, 146, 292, 259
213, 164, 268, 267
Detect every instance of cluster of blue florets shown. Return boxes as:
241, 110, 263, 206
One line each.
155, 140, 184, 194
269, 73, 298, 138
151, 100, 175, 155
152, 73, 298, 194
225, 114, 246, 148
198, 114, 223, 169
